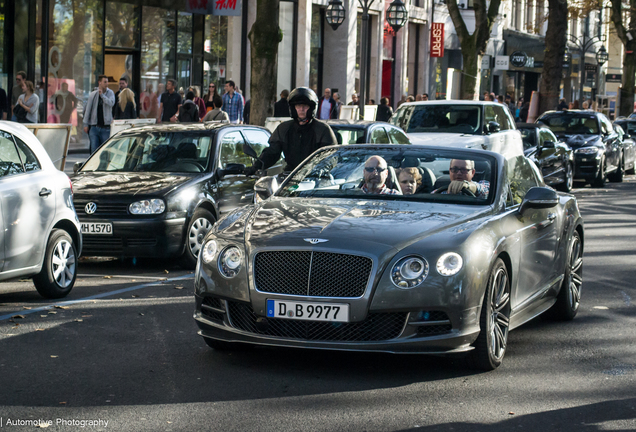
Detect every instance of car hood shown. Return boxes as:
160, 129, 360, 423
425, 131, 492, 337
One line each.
556, 134, 602, 148
244, 198, 489, 254
408, 133, 486, 148
71, 172, 199, 197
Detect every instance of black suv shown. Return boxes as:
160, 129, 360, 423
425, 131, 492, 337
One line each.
537, 110, 624, 187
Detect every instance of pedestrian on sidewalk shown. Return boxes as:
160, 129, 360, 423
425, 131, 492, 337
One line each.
202, 96, 229, 122
158, 79, 182, 123
83, 75, 115, 153
114, 88, 137, 120
15, 80, 40, 124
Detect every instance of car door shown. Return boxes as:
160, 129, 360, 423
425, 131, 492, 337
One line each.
504, 156, 560, 306
537, 128, 562, 183
0, 131, 55, 272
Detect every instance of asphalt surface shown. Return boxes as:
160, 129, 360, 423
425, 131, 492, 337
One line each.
0, 176, 635, 431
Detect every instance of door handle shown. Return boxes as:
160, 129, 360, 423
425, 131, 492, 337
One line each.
39, 188, 52, 197
547, 213, 556, 221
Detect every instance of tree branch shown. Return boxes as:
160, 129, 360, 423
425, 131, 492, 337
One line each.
446, 0, 470, 42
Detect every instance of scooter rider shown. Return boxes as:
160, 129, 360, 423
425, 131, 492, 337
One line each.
244, 87, 338, 175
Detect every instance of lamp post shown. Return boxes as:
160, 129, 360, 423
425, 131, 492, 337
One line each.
325, 0, 408, 118
595, 45, 608, 100
568, 32, 606, 107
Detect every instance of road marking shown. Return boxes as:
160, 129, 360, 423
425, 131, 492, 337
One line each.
78, 274, 169, 281
0, 274, 193, 322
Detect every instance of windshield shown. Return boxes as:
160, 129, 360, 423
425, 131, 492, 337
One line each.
81, 131, 213, 173
519, 128, 536, 150
403, 105, 482, 134
277, 147, 495, 204
616, 121, 636, 136
538, 114, 599, 135
329, 127, 365, 145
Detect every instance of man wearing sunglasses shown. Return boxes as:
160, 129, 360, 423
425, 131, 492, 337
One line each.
361, 156, 401, 195
445, 159, 489, 198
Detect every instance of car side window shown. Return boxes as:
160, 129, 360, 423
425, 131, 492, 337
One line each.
484, 105, 500, 131
387, 127, 410, 144
396, 106, 413, 130
241, 128, 271, 156
493, 106, 511, 130
369, 127, 389, 143
507, 156, 540, 205
13, 136, 41, 172
0, 132, 26, 178
218, 131, 250, 169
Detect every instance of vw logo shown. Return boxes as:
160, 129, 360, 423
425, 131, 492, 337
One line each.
304, 238, 328, 244
84, 202, 97, 215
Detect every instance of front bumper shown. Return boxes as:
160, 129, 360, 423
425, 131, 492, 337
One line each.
193, 294, 480, 355
574, 153, 601, 181
80, 217, 186, 257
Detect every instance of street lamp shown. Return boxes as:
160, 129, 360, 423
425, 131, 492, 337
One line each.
325, 0, 346, 31
596, 45, 608, 66
325, 0, 407, 118
567, 32, 606, 106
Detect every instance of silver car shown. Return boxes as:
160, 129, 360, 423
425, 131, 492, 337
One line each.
0, 121, 82, 298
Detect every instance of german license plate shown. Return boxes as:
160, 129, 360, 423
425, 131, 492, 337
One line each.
81, 222, 113, 235
266, 299, 349, 322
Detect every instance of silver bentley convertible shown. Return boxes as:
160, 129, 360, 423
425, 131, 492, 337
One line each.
193, 144, 584, 370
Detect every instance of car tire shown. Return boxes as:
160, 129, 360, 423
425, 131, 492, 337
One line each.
592, 156, 606, 188
626, 161, 635, 175
180, 208, 216, 269
203, 337, 252, 351
546, 230, 583, 321
32, 229, 78, 299
608, 156, 624, 183
468, 258, 511, 371
557, 162, 573, 192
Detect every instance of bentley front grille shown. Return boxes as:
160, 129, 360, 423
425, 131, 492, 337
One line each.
254, 251, 373, 298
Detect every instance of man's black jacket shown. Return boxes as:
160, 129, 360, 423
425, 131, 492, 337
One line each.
257, 119, 338, 171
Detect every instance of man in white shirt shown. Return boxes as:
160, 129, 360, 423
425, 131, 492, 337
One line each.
317, 88, 337, 120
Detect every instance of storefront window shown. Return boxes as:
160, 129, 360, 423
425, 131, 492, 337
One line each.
309, 5, 323, 94
204, 15, 228, 97
48, 0, 103, 144
177, 12, 193, 90
140, 7, 175, 119
277, 1, 294, 96
105, 2, 139, 49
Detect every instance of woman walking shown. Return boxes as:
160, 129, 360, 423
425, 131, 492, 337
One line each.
15, 80, 39, 123
203, 82, 220, 114
114, 88, 137, 120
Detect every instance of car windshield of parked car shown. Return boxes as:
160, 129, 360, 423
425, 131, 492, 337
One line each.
330, 127, 365, 145
538, 114, 599, 135
80, 131, 213, 173
519, 128, 536, 150
616, 121, 636, 136
403, 105, 482, 135
276, 147, 495, 204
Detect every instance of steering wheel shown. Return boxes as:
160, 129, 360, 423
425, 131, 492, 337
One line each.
433, 184, 477, 198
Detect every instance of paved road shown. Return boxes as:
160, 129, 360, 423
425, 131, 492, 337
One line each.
0, 179, 635, 431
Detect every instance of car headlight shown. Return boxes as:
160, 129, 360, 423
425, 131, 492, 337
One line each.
575, 147, 599, 155
129, 199, 165, 214
437, 252, 463, 276
391, 256, 428, 288
201, 240, 218, 264
218, 246, 243, 278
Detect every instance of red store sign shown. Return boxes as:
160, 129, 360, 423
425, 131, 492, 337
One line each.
431, 23, 444, 58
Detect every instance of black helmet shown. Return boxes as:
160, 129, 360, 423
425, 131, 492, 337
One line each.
288, 87, 319, 122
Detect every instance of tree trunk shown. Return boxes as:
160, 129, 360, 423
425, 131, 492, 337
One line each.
620, 44, 636, 116
248, 0, 281, 125
460, 40, 479, 100
539, 0, 568, 115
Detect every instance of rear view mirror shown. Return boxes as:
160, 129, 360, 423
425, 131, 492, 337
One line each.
73, 161, 84, 174
487, 121, 500, 133
254, 176, 279, 201
519, 187, 559, 214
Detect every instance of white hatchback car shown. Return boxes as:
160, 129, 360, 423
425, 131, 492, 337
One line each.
390, 100, 523, 157
0, 121, 82, 298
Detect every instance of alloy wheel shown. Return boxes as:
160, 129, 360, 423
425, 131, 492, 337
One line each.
51, 239, 76, 288
489, 268, 510, 361
567, 235, 583, 311
188, 217, 213, 257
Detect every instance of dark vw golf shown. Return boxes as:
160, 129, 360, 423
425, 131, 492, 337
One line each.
71, 123, 275, 268
194, 144, 584, 370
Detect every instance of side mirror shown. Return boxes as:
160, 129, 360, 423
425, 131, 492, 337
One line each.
254, 176, 279, 201
542, 141, 556, 149
519, 186, 559, 214
242, 142, 259, 159
217, 163, 246, 178
487, 121, 500, 133
625, 134, 632, 139
73, 161, 85, 174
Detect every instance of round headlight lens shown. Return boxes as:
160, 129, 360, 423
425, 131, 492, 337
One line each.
219, 246, 243, 278
436, 252, 463, 276
391, 256, 428, 288
129, 199, 166, 214
201, 240, 218, 264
